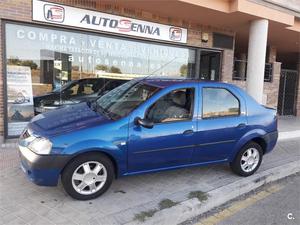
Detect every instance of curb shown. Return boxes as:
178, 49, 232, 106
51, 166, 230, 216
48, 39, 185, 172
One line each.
278, 130, 300, 141
125, 160, 300, 225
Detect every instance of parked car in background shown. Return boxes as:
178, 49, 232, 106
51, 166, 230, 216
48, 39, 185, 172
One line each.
33, 77, 127, 114
19, 78, 278, 200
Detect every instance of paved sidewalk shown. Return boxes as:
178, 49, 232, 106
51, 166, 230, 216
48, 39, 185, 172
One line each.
0, 137, 299, 225
278, 116, 300, 132
278, 117, 300, 141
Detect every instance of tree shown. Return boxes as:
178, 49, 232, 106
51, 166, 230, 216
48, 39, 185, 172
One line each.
7, 58, 21, 65
95, 64, 109, 72
180, 64, 188, 76
7, 58, 38, 70
109, 66, 122, 74
21, 60, 38, 70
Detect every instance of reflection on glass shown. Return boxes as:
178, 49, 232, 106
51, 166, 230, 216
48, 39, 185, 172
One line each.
203, 88, 240, 118
5, 23, 196, 135
95, 80, 161, 120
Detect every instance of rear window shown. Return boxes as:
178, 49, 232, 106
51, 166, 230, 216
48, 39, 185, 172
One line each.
202, 88, 240, 118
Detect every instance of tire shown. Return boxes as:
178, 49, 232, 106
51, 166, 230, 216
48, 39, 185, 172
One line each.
230, 141, 263, 177
61, 152, 114, 200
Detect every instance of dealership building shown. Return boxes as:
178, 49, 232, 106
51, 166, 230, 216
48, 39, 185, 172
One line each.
0, 0, 299, 140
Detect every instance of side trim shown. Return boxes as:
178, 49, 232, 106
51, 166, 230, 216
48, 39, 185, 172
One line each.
197, 139, 235, 147
134, 144, 195, 154
133, 139, 236, 154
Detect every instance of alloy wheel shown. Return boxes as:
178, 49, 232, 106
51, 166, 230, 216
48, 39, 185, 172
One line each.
71, 161, 107, 195
240, 148, 260, 173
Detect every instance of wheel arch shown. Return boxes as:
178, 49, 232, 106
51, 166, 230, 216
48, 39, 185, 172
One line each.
230, 129, 268, 161
60, 149, 119, 178
251, 137, 267, 154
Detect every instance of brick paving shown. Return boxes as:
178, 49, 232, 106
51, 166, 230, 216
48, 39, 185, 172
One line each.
0, 139, 299, 225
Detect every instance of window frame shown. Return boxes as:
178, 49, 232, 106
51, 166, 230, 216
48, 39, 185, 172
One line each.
144, 87, 195, 125
201, 87, 241, 119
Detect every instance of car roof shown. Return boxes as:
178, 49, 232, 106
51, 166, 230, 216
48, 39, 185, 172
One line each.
140, 77, 196, 88
77, 76, 237, 90
140, 76, 223, 88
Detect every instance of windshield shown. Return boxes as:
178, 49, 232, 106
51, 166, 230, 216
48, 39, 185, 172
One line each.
52, 80, 75, 93
95, 80, 161, 120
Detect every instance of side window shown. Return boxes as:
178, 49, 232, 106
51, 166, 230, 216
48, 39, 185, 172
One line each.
146, 88, 194, 123
69, 80, 101, 96
68, 83, 79, 96
202, 88, 240, 118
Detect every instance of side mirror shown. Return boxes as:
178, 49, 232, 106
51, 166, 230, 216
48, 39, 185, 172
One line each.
134, 117, 154, 129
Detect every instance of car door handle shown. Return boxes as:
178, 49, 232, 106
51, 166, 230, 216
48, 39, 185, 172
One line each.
237, 123, 246, 129
183, 129, 194, 135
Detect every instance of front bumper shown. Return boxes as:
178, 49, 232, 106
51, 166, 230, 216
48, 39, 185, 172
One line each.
19, 145, 71, 186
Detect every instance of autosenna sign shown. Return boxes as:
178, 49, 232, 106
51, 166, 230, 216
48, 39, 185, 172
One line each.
32, 0, 187, 43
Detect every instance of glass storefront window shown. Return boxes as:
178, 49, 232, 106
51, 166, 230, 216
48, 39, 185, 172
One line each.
4, 22, 196, 136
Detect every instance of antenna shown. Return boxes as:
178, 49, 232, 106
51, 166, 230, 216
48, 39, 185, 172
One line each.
141, 56, 178, 81
95, 56, 179, 95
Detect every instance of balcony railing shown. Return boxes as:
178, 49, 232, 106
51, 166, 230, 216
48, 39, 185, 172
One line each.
233, 59, 273, 82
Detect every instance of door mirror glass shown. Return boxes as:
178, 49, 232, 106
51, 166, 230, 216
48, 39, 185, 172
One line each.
134, 117, 154, 129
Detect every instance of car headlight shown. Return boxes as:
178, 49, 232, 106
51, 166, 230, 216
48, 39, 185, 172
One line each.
28, 137, 52, 155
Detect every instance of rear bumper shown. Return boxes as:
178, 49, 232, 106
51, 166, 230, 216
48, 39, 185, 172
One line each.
18, 145, 71, 186
263, 130, 278, 154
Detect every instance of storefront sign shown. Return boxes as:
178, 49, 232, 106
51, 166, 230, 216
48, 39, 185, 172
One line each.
32, 0, 187, 43
6, 66, 34, 136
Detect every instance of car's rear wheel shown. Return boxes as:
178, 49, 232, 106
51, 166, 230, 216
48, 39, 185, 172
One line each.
61, 153, 114, 200
230, 142, 263, 176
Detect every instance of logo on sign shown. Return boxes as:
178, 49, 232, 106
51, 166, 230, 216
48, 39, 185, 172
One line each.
169, 27, 182, 41
44, 4, 65, 23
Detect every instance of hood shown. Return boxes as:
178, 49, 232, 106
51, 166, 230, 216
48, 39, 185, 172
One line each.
34, 92, 97, 108
29, 102, 111, 137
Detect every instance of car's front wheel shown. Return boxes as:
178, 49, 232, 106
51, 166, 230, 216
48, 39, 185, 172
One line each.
61, 153, 114, 200
230, 142, 263, 176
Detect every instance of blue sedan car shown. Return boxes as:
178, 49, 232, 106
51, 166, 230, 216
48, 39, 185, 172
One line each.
18, 78, 278, 200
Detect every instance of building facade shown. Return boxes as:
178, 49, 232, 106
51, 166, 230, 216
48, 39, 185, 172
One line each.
0, 0, 299, 140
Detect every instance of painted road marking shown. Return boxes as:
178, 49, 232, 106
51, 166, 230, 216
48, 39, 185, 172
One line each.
196, 184, 284, 225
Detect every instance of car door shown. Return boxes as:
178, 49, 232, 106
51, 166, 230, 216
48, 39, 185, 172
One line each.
127, 84, 199, 172
192, 84, 248, 163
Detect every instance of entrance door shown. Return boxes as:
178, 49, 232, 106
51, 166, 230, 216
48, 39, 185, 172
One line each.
199, 50, 221, 81
277, 69, 299, 115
